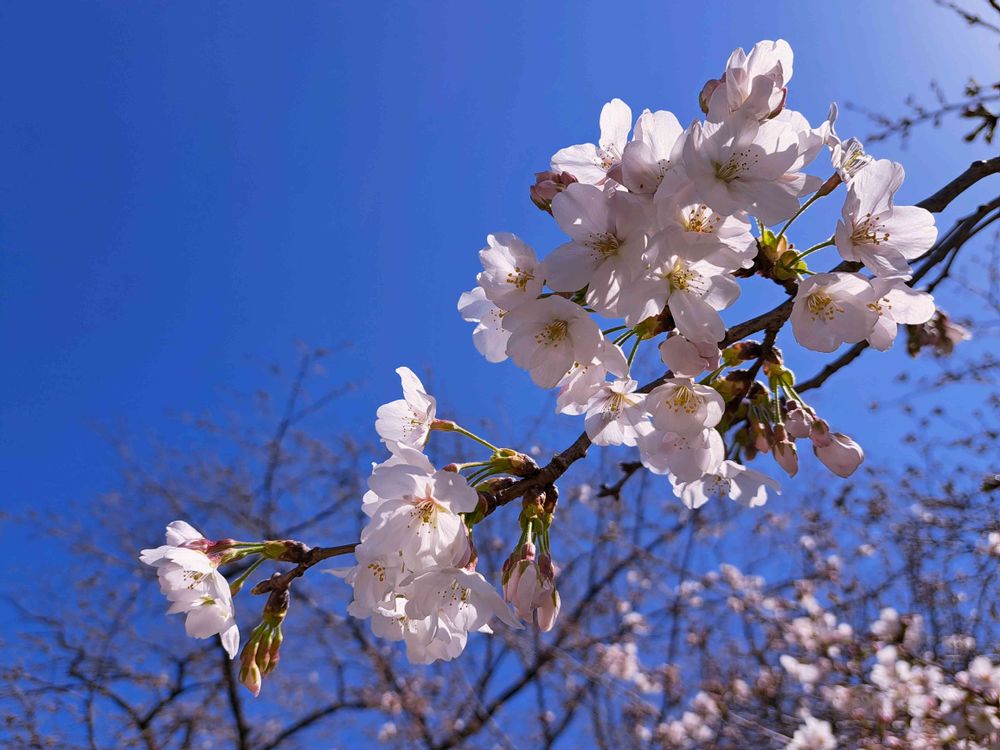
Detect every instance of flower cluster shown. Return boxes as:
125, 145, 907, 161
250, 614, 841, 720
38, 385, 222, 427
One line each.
459, 39, 942, 502
139, 521, 241, 658
336, 368, 524, 664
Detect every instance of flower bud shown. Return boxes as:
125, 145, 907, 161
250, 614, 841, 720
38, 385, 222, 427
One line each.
784, 406, 814, 439
772, 425, 798, 477
722, 341, 762, 366
714, 370, 752, 405
698, 76, 724, 114
810, 420, 864, 477
530, 170, 577, 213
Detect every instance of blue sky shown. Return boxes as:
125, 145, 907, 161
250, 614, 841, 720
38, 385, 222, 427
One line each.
1, 1, 995, 550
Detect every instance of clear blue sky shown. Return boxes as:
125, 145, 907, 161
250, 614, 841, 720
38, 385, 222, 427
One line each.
1, 2, 995, 544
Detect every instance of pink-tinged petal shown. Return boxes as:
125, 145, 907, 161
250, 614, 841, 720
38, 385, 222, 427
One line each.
669, 292, 726, 344
542, 241, 598, 293
550, 143, 605, 185
599, 98, 632, 151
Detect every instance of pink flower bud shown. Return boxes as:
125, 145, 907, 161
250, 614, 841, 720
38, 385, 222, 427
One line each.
536, 589, 561, 633
530, 170, 577, 213
772, 426, 798, 477
698, 76, 724, 114
810, 421, 864, 477
784, 407, 814, 439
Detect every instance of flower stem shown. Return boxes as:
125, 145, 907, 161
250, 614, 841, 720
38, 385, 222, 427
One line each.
776, 190, 826, 241
602, 325, 628, 336
450, 425, 501, 453
794, 237, 835, 262
627, 336, 642, 367
229, 556, 266, 596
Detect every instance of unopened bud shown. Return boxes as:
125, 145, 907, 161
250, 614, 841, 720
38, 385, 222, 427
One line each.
530, 170, 577, 213
698, 76, 724, 114
815, 172, 843, 198
722, 341, 762, 366
714, 370, 753, 404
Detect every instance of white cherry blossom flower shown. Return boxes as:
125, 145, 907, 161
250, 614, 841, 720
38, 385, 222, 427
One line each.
652, 186, 757, 270
647, 378, 724, 436
476, 232, 542, 308
369, 596, 468, 665
670, 460, 781, 509
620, 255, 740, 343
544, 184, 652, 316
458, 285, 509, 363
583, 378, 649, 447
682, 115, 813, 225
791, 273, 878, 353
620, 108, 684, 194
867, 277, 936, 351
786, 715, 836, 750
401, 567, 521, 646
706, 39, 793, 123
659, 333, 721, 378
834, 159, 937, 277
375, 367, 436, 449
335, 546, 405, 619
139, 521, 240, 659
361, 442, 435, 517
503, 296, 604, 388
551, 98, 632, 186
362, 461, 477, 570
554, 341, 627, 416
637, 425, 725, 482
822, 103, 873, 182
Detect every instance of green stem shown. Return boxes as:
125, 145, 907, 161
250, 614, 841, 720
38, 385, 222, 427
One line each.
614, 329, 636, 346
229, 556, 266, 596
626, 336, 642, 367
602, 325, 627, 336
776, 190, 825, 241
794, 237, 835, 261
698, 366, 726, 385
451, 425, 501, 453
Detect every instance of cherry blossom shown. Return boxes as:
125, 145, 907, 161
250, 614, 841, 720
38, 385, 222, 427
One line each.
706, 39, 793, 123
362, 459, 477, 570
669, 460, 780, 509
791, 273, 878, 353
374, 367, 436, 449
139, 521, 240, 659
646, 377, 724, 436
620, 255, 740, 343
401, 566, 521, 641
544, 184, 652, 316
682, 114, 813, 225
652, 185, 757, 270
457, 286, 510, 363
867, 277, 936, 351
583, 378, 649, 447
476, 232, 543, 308
785, 715, 836, 750
503, 296, 604, 388
550, 98, 632, 186
658, 333, 720, 378
637, 425, 725, 482
620, 108, 684, 194
834, 158, 938, 276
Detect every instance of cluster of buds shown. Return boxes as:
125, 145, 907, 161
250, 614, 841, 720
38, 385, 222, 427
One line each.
239, 588, 288, 697
501, 488, 560, 631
